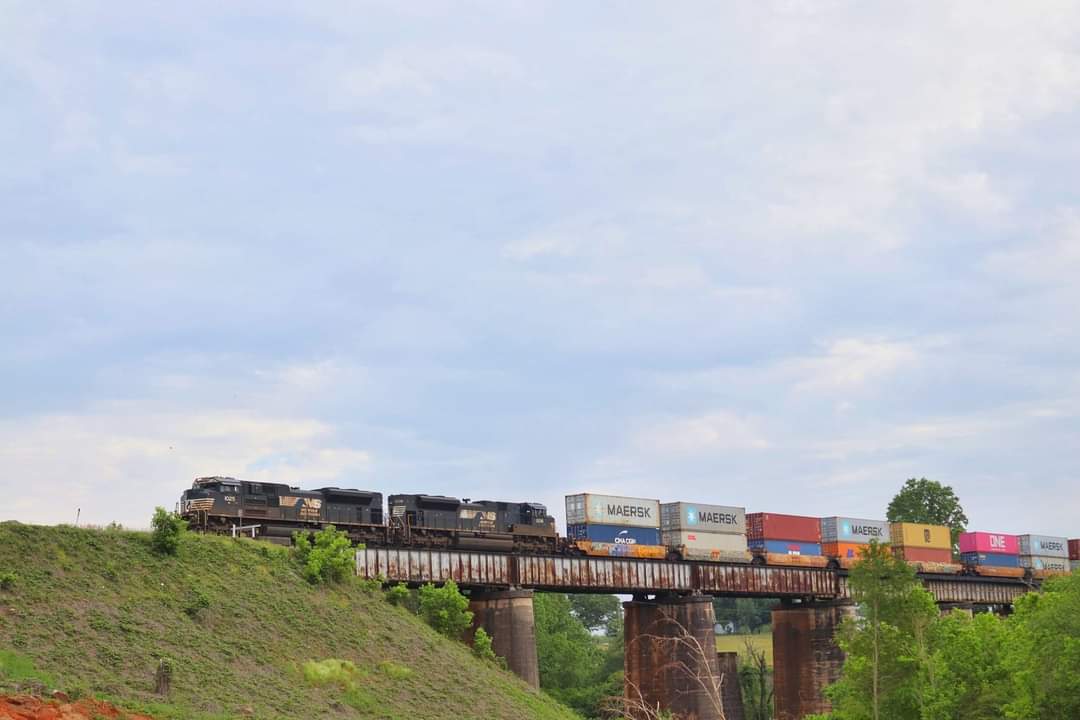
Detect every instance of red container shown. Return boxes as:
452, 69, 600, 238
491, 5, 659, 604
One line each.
1069, 539, 1080, 561
747, 513, 820, 543
958, 532, 1018, 555
893, 547, 953, 563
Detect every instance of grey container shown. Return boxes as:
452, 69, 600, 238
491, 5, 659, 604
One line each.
1020, 555, 1070, 572
820, 517, 889, 544
660, 502, 746, 534
565, 493, 660, 529
1018, 535, 1069, 559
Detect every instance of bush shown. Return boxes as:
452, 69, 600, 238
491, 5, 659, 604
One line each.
183, 587, 211, 618
292, 526, 354, 584
150, 507, 187, 555
0, 571, 15, 591
472, 627, 497, 662
418, 579, 473, 639
302, 659, 377, 713
386, 582, 411, 607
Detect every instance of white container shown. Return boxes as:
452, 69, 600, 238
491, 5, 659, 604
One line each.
661, 502, 746, 534
661, 529, 751, 562
565, 493, 660, 529
820, 517, 889, 544
1020, 555, 1070, 572
1018, 535, 1069, 559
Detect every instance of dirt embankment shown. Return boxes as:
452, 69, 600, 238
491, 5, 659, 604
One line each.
0, 694, 153, 720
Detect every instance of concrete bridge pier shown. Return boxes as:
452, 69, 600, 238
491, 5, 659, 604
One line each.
772, 601, 857, 720
623, 594, 725, 720
468, 589, 540, 688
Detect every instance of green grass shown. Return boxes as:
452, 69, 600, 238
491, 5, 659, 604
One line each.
0, 522, 580, 720
715, 632, 773, 668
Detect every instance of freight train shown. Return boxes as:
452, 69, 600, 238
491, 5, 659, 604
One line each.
178, 477, 1078, 580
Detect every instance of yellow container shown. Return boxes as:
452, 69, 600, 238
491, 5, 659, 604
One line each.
889, 522, 951, 550
574, 541, 668, 559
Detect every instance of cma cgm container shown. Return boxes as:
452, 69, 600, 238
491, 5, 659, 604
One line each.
748, 539, 821, 556
661, 502, 746, 534
959, 532, 1019, 555
1018, 535, 1068, 559
747, 513, 820, 543
890, 523, 951, 550
820, 517, 889, 544
961, 552, 1020, 568
662, 530, 751, 562
566, 523, 661, 546
1070, 539, 1080, 561
565, 493, 660, 529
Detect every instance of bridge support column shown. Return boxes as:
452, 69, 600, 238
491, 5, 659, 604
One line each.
716, 651, 745, 720
623, 594, 724, 720
468, 589, 539, 688
772, 602, 856, 720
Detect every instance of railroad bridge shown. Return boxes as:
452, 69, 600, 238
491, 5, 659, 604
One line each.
357, 548, 1033, 720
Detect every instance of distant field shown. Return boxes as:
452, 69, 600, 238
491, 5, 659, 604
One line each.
715, 632, 773, 667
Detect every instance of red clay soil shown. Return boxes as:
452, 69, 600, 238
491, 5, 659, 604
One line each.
0, 695, 153, 720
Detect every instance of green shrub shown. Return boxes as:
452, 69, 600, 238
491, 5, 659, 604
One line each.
302, 659, 377, 712
418, 579, 473, 639
292, 526, 353, 584
183, 587, 211, 618
386, 582, 411, 607
376, 660, 413, 680
150, 507, 187, 555
0, 571, 15, 591
472, 627, 497, 662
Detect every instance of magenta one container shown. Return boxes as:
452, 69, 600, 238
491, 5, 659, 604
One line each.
958, 531, 1018, 555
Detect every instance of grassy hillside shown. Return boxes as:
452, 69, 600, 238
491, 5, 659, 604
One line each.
714, 632, 773, 668
0, 522, 580, 720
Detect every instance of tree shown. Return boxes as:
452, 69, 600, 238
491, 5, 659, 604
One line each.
825, 541, 939, 720
886, 478, 969, 551
568, 594, 622, 634
150, 506, 187, 555
292, 525, 354, 584
417, 579, 473, 639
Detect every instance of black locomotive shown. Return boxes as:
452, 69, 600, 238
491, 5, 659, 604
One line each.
179, 476, 557, 552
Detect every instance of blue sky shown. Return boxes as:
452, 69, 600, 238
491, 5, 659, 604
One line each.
3, 2, 1079, 536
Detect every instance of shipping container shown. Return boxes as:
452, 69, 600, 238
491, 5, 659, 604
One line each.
1070, 539, 1080, 561
660, 502, 746, 534
960, 551, 1020, 568
662, 529, 751, 562
820, 517, 889, 544
822, 542, 869, 561
958, 532, 1018, 555
889, 522, 951, 550
1018, 535, 1069, 559
746, 513, 820, 543
748, 539, 822, 556
567, 523, 661, 545
892, 546, 953, 563
565, 493, 660, 529
763, 552, 829, 568
572, 540, 667, 559
1019, 555, 1070, 572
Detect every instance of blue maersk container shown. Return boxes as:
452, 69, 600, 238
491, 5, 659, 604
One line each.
960, 552, 1020, 568
566, 523, 661, 546
748, 539, 822, 556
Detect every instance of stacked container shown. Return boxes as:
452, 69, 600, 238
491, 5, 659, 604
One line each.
746, 513, 826, 567
1071, 539, 1080, 573
565, 493, 664, 558
959, 532, 1024, 578
890, 522, 959, 573
660, 502, 751, 563
821, 517, 889, 567
1018, 535, 1070, 577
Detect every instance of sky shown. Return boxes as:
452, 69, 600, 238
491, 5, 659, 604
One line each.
2, 1, 1079, 537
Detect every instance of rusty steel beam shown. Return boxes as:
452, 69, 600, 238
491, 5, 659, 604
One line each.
356, 548, 1038, 604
